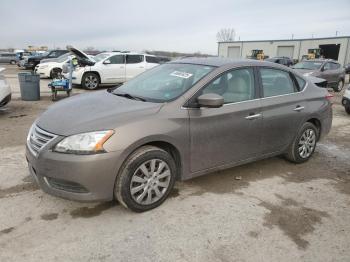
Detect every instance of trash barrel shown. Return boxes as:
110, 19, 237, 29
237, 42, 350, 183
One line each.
18, 72, 40, 101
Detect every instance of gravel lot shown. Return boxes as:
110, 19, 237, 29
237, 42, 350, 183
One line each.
0, 64, 350, 262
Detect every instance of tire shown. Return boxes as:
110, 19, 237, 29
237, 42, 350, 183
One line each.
115, 146, 176, 212
82, 72, 100, 90
334, 80, 344, 92
345, 105, 350, 115
50, 68, 62, 79
10, 60, 16, 65
285, 122, 318, 164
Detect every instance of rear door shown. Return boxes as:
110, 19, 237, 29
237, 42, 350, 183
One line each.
125, 55, 146, 80
101, 54, 126, 83
258, 67, 307, 154
189, 67, 263, 172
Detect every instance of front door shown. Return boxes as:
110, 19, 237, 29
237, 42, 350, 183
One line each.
101, 54, 126, 84
189, 67, 263, 172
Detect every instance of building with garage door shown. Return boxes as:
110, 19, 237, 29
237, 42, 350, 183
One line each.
218, 36, 350, 65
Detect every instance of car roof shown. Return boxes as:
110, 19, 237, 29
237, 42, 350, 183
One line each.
169, 57, 288, 68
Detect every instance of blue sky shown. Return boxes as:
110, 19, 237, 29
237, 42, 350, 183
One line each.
0, 0, 349, 54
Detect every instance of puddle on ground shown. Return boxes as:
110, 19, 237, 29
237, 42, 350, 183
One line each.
0, 182, 39, 199
41, 213, 59, 221
259, 194, 329, 250
70, 202, 117, 219
0, 227, 15, 236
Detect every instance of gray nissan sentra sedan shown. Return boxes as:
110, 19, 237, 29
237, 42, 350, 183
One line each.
26, 58, 332, 212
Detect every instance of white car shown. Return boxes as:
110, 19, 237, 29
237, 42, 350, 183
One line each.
35, 54, 74, 79
68, 48, 164, 89
0, 68, 11, 107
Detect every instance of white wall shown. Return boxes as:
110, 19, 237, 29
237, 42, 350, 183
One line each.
218, 37, 350, 65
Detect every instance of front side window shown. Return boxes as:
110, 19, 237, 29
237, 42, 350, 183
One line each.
114, 63, 214, 102
126, 55, 143, 64
201, 68, 255, 104
331, 63, 340, 69
109, 55, 125, 64
260, 68, 296, 97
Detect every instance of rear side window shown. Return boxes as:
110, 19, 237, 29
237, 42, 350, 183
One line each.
201, 68, 255, 104
126, 55, 143, 64
109, 55, 125, 64
146, 56, 159, 63
260, 68, 296, 97
295, 76, 306, 90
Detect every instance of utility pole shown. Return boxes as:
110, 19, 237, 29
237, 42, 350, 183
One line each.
336, 31, 339, 36
292, 34, 294, 39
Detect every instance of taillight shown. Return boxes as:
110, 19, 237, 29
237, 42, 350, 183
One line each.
325, 93, 334, 104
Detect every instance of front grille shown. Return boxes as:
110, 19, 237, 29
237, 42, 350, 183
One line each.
28, 125, 57, 157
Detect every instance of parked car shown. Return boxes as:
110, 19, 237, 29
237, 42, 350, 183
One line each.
342, 84, 350, 114
34, 54, 74, 78
265, 57, 294, 67
67, 47, 162, 90
24, 50, 69, 70
26, 58, 333, 212
344, 63, 350, 74
0, 53, 19, 64
0, 68, 11, 107
292, 59, 345, 92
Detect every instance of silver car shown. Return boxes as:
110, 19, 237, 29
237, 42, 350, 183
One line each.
293, 59, 346, 92
26, 58, 332, 212
0, 53, 19, 64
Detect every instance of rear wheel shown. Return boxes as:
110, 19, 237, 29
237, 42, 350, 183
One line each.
82, 72, 100, 90
345, 105, 350, 115
285, 122, 318, 163
10, 60, 16, 65
115, 146, 176, 212
334, 80, 344, 92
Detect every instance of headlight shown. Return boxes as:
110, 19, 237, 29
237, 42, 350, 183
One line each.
54, 130, 114, 154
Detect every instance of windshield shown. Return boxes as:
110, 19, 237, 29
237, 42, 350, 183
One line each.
56, 53, 70, 63
293, 61, 323, 70
94, 53, 110, 62
113, 63, 215, 102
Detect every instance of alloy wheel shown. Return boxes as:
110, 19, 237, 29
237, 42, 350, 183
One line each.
298, 129, 316, 159
130, 159, 171, 205
85, 75, 98, 89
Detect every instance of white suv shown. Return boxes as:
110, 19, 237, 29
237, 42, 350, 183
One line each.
68, 49, 165, 90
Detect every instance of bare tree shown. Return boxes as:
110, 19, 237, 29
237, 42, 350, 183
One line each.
216, 28, 236, 42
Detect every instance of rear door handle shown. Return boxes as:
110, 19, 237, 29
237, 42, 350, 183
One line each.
245, 113, 262, 120
293, 106, 305, 112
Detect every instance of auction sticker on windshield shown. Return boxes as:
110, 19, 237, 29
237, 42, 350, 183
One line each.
170, 71, 193, 79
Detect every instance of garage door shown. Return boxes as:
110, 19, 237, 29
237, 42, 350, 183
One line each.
228, 46, 241, 59
277, 46, 294, 58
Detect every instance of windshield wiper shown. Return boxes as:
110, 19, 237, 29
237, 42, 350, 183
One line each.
113, 92, 146, 102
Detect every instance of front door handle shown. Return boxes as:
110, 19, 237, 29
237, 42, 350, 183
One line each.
245, 113, 262, 120
293, 106, 305, 112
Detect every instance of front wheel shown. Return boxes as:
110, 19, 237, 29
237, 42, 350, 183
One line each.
334, 80, 344, 92
115, 146, 176, 212
285, 122, 318, 163
82, 72, 100, 90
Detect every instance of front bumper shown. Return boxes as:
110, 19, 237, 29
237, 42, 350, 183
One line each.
0, 93, 11, 107
26, 143, 123, 202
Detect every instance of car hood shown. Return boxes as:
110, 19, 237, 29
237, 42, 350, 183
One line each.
293, 69, 315, 74
67, 46, 95, 65
36, 91, 163, 136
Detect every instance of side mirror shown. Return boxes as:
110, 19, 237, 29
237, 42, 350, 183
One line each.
103, 59, 111, 64
197, 93, 224, 108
